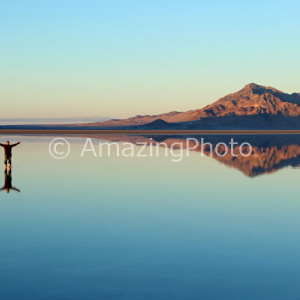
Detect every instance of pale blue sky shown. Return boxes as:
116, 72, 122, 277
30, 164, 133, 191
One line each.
1, 0, 299, 118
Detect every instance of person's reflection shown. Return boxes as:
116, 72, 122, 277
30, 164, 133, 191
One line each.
0, 169, 20, 193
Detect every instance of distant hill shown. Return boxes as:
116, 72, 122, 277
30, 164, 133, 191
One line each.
0, 116, 110, 125
81, 83, 300, 129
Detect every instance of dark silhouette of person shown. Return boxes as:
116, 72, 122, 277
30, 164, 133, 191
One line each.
0, 141, 21, 170
0, 169, 20, 193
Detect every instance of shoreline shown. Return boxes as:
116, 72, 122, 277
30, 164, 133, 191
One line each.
1, 129, 300, 135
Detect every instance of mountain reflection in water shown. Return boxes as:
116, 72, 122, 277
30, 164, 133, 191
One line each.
84, 134, 300, 178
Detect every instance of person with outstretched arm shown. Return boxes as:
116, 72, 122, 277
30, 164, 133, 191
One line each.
0, 141, 21, 170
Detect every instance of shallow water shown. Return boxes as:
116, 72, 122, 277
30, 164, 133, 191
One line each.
0, 135, 299, 300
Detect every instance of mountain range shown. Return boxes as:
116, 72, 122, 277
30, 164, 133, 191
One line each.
77, 83, 300, 130
2, 83, 300, 130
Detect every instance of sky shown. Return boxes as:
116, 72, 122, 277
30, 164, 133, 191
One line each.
1, 0, 300, 119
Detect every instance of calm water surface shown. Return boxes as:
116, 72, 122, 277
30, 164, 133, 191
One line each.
0, 135, 299, 300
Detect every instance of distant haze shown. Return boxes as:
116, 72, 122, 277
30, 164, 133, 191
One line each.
0, 116, 110, 125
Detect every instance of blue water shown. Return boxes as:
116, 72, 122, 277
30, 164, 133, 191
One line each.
0, 135, 299, 299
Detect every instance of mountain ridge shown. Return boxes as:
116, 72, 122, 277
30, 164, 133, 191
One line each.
3, 84, 299, 130
87, 83, 300, 129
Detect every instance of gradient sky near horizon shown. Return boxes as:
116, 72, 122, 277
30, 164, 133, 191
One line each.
1, 0, 299, 119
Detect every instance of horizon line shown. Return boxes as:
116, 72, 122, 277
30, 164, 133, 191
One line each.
1, 129, 300, 135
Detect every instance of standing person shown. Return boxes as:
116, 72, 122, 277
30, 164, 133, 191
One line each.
0, 141, 21, 170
